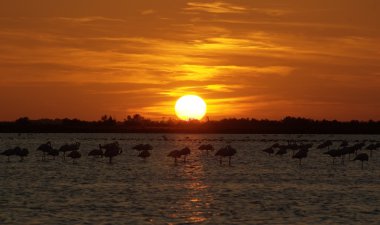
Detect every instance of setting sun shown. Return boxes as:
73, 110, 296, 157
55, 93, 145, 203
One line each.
175, 95, 207, 121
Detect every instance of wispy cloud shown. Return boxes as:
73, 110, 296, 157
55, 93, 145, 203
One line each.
186, 2, 248, 14
141, 9, 156, 15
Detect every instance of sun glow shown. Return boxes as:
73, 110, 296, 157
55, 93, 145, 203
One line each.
175, 95, 207, 121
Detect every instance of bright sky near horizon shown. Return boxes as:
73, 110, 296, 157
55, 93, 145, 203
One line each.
0, 0, 379, 121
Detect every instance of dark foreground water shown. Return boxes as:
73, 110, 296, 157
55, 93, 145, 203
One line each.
0, 133, 379, 225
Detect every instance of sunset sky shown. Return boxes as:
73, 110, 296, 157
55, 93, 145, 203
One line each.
0, 0, 379, 121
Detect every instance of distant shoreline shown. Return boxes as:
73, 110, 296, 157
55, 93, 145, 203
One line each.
1, 115, 379, 134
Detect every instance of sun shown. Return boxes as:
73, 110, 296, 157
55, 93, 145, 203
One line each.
175, 95, 207, 121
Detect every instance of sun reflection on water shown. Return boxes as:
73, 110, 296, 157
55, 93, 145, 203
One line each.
170, 161, 214, 224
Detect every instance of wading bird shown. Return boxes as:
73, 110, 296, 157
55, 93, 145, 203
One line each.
167, 150, 181, 165
88, 144, 103, 158
67, 150, 81, 164
215, 145, 237, 166
179, 147, 191, 162
353, 153, 369, 169
100, 142, 122, 164
37, 141, 53, 161
293, 149, 308, 166
198, 144, 214, 156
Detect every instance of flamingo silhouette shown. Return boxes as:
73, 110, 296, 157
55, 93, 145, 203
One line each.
138, 149, 151, 160
179, 147, 191, 162
1, 148, 16, 162
198, 144, 214, 156
167, 150, 181, 165
14, 147, 29, 162
47, 149, 59, 160
340, 140, 348, 147
133, 144, 153, 151
88, 144, 103, 158
324, 149, 342, 165
353, 153, 369, 169
365, 144, 378, 157
37, 141, 53, 161
292, 149, 308, 166
262, 147, 274, 156
59, 142, 80, 161
67, 150, 81, 164
275, 147, 287, 156
351, 142, 365, 155
317, 140, 333, 150
215, 145, 237, 166
100, 142, 122, 164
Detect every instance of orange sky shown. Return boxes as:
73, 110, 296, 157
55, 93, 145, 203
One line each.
0, 0, 379, 121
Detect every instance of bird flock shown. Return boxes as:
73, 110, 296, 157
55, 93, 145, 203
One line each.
261, 139, 379, 169
1, 137, 379, 169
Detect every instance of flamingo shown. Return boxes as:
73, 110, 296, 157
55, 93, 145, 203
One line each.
100, 142, 122, 164
293, 149, 308, 166
59, 142, 80, 161
59, 144, 71, 160
37, 141, 53, 161
351, 142, 365, 155
167, 150, 181, 165
262, 147, 274, 156
132, 144, 153, 151
67, 150, 81, 164
365, 144, 378, 157
88, 144, 103, 158
340, 140, 348, 147
353, 153, 369, 169
179, 147, 191, 162
47, 149, 59, 160
342, 146, 356, 160
138, 149, 151, 160
317, 140, 333, 150
14, 147, 29, 162
215, 145, 237, 166
198, 144, 214, 156
1, 148, 16, 162
271, 143, 280, 148
324, 149, 342, 165
275, 147, 287, 156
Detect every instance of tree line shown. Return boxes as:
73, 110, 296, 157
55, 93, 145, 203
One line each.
0, 115, 379, 134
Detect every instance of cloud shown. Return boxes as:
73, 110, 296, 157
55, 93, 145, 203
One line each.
186, 2, 248, 14
141, 9, 156, 15
55, 17, 126, 23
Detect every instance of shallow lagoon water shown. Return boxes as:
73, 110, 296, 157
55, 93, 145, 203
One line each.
0, 133, 379, 224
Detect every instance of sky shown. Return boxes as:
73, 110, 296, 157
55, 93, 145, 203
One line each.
0, 0, 379, 121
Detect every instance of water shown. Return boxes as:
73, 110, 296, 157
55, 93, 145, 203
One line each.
1, 133, 379, 224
